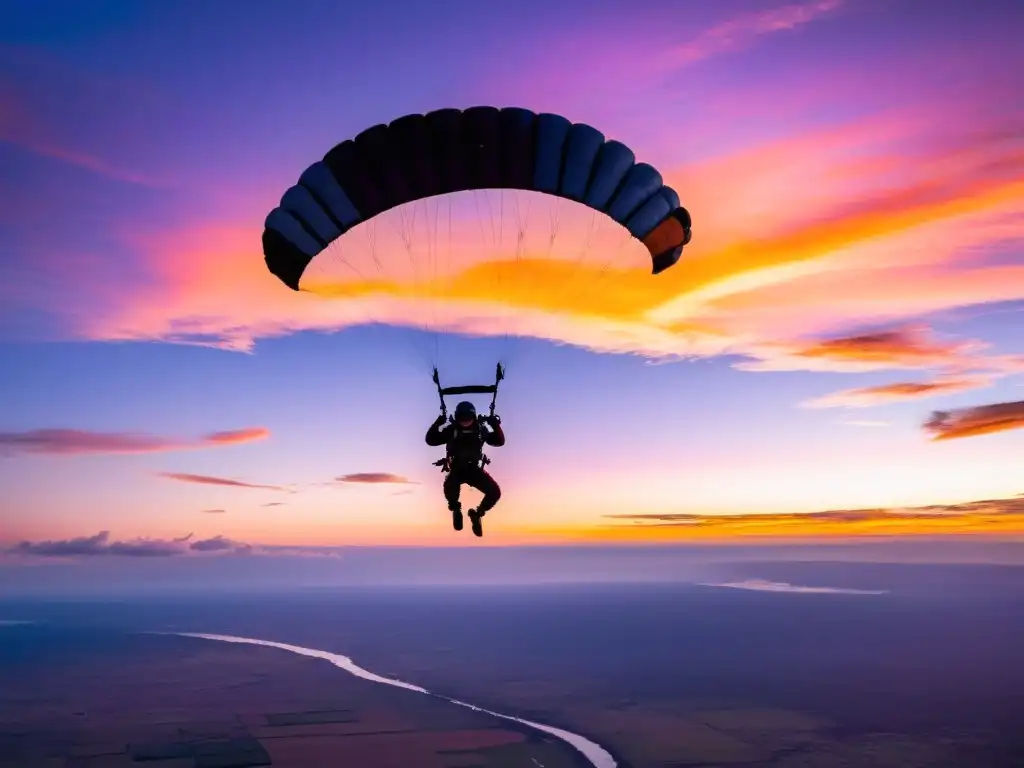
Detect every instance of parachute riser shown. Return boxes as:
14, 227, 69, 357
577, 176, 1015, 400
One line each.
431, 363, 505, 474
488, 362, 504, 418
431, 367, 447, 420
432, 362, 505, 419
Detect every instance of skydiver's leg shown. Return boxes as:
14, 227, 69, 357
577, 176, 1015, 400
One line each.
465, 468, 501, 538
467, 468, 501, 515
443, 471, 463, 531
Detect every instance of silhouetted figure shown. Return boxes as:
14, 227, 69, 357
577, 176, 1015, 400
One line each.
425, 400, 505, 537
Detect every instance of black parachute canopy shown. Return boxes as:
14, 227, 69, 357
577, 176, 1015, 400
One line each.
262, 106, 693, 291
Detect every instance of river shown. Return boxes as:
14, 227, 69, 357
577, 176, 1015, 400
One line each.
171, 632, 618, 768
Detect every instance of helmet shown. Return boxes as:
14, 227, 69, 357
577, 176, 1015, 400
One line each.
453, 401, 477, 425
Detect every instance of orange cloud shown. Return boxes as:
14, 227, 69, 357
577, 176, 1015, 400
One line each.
156, 472, 289, 492
739, 326, 985, 374
57, 68, 1020, 402
803, 374, 991, 409
924, 400, 1024, 441
557, 495, 1024, 541
0, 427, 269, 457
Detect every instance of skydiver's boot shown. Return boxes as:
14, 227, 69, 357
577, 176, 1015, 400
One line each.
467, 508, 484, 538
449, 502, 463, 531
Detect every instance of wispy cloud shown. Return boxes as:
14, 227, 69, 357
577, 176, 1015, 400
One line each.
840, 419, 890, 428
804, 374, 992, 409
335, 473, 417, 485
924, 400, 1024, 441
4, 530, 250, 558
201, 508, 227, 514
698, 578, 887, 595
0, 95, 162, 187
479, 2, 847, 109
0, 427, 268, 457
156, 472, 290, 492
662, 0, 845, 69
0, 46, 173, 187
260, 502, 286, 507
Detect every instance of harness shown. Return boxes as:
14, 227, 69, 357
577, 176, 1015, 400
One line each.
434, 421, 491, 474
430, 363, 503, 475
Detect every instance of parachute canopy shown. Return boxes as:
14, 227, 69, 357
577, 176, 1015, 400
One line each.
262, 106, 692, 291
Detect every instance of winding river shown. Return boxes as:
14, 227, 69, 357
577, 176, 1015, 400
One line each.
172, 632, 617, 768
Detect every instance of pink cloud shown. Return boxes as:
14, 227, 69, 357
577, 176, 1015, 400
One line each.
0, 427, 269, 457
205, 428, 271, 445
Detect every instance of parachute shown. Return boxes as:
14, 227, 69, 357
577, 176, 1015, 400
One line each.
261, 106, 693, 408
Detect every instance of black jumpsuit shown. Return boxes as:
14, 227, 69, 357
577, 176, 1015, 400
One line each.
424, 418, 505, 514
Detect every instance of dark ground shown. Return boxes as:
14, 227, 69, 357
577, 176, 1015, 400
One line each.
2, 561, 1023, 767
0, 630, 584, 768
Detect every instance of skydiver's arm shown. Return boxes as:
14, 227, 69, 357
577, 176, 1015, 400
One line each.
425, 422, 453, 446
484, 420, 505, 447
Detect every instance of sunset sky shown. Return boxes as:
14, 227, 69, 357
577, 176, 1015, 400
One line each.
2, 0, 1023, 568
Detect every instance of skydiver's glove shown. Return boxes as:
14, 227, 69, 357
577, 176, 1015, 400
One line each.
432, 414, 446, 428
485, 414, 501, 426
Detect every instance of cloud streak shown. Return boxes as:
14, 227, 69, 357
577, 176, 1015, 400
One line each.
698, 578, 887, 595
156, 472, 290, 492
0, 427, 268, 457
804, 374, 991, 409
924, 400, 1024, 441
335, 473, 416, 485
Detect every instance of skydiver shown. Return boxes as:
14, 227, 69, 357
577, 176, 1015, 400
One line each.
425, 400, 505, 537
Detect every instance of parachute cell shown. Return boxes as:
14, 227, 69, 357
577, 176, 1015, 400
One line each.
262, 106, 693, 291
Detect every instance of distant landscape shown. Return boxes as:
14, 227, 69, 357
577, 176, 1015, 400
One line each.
3, 561, 1022, 767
